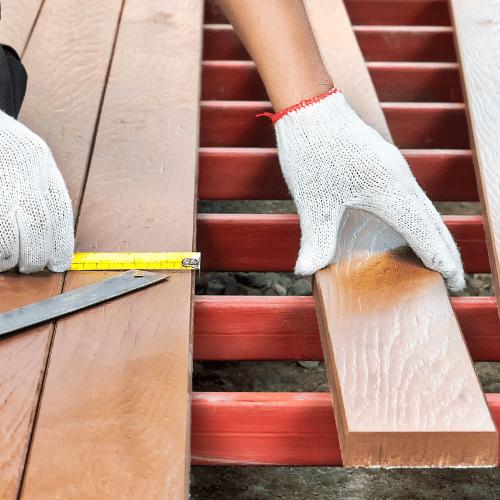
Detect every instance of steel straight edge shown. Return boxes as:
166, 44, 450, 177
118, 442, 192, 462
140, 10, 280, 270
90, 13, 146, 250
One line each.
190, 393, 500, 466
195, 214, 489, 274
192, 296, 500, 362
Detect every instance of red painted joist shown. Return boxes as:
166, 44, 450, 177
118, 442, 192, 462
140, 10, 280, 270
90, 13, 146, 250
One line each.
193, 296, 500, 362
201, 61, 462, 103
190, 392, 500, 466
204, 0, 451, 27
368, 62, 462, 103
198, 148, 477, 201
199, 102, 469, 149
344, 0, 451, 27
196, 214, 488, 274
203, 25, 456, 63
355, 26, 456, 62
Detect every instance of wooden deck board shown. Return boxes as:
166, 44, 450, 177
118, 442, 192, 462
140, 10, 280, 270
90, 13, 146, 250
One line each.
449, 0, 500, 318
306, 0, 498, 466
0, 0, 43, 51
20, 0, 203, 498
0, 1, 122, 497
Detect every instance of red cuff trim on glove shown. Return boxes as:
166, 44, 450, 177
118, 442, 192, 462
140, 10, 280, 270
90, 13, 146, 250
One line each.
256, 88, 341, 124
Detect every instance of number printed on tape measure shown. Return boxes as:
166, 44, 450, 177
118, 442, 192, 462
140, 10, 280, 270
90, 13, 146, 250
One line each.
70, 252, 201, 270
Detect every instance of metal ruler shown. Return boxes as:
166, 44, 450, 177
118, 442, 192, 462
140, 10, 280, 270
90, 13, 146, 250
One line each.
70, 252, 201, 270
0, 270, 168, 336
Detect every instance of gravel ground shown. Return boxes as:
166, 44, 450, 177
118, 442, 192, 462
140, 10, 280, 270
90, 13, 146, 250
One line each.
192, 199, 500, 499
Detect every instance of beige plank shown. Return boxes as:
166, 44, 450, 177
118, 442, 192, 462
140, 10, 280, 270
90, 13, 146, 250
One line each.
0, 0, 43, 50
0, 1, 123, 498
449, 0, 500, 316
19, 0, 124, 210
306, 0, 498, 466
21, 0, 203, 498
314, 209, 497, 466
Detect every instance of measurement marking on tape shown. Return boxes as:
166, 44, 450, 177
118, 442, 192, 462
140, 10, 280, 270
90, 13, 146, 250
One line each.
70, 252, 201, 271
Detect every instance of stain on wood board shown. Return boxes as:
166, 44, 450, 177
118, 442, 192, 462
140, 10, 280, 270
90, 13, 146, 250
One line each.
314, 209, 498, 466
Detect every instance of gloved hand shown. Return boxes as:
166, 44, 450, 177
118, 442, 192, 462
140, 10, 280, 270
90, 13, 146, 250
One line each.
270, 88, 465, 291
0, 110, 74, 273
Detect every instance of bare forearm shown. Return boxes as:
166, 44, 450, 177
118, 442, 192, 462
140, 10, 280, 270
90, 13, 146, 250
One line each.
214, 0, 333, 112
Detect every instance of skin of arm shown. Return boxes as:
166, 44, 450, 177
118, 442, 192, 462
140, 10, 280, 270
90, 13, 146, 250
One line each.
214, 0, 333, 112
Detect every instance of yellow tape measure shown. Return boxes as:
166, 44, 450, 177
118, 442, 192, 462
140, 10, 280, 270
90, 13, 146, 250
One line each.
70, 252, 201, 271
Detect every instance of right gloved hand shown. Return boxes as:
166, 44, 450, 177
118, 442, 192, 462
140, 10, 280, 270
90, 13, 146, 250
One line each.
269, 89, 465, 291
0, 110, 74, 273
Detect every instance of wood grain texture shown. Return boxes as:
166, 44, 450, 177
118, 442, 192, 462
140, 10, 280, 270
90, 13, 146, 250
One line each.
306, 1, 497, 466
22, 271, 193, 499
449, 0, 500, 318
75, 0, 202, 253
20, 0, 203, 498
0, 274, 62, 500
18, 0, 123, 210
314, 209, 497, 466
0, 1, 123, 497
0, 0, 42, 50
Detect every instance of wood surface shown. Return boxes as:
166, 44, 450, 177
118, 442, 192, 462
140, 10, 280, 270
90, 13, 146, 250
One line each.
193, 296, 500, 363
314, 209, 497, 466
190, 392, 500, 466
449, 0, 500, 318
0, 0, 42, 51
0, 1, 123, 497
304, 0, 497, 466
20, 0, 203, 498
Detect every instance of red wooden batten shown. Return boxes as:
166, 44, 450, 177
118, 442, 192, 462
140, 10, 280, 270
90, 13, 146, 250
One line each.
190, 393, 500, 466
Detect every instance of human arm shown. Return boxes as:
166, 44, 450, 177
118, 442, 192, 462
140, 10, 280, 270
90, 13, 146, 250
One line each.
214, 0, 465, 290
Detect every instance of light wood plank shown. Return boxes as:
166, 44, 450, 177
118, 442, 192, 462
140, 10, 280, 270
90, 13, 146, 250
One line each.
305, 0, 498, 466
0, 1, 123, 497
449, 0, 500, 317
0, 0, 43, 51
314, 209, 497, 466
21, 0, 203, 498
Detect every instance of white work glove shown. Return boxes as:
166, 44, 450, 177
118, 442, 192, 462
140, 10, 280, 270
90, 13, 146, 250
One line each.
0, 110, 74, 273
272, 89, 465, 291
